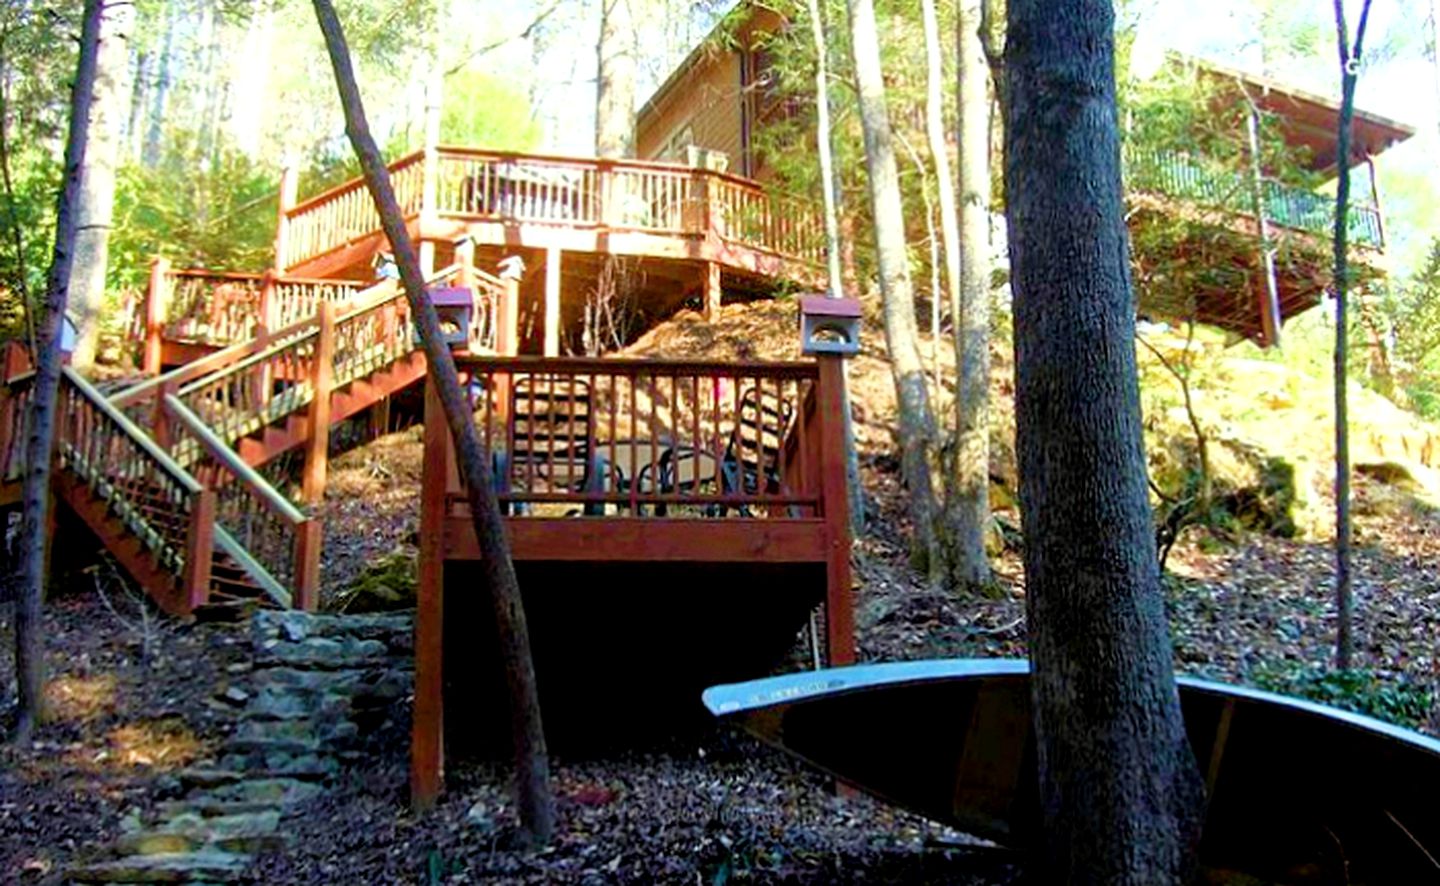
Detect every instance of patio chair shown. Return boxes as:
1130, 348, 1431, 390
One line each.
716, 385, 794, 514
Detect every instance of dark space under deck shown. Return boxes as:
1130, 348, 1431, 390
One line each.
441, 559, 825, 755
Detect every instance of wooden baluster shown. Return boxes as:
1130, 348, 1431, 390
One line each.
273, 164, 298, 272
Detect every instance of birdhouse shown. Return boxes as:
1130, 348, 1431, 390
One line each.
428, 286, 475, 349
798, 294, 862, 356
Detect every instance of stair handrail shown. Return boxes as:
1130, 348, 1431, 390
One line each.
163, 393, 318, 609
58, 367, 215, 614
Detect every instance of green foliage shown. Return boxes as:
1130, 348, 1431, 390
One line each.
1254, 662, 1434, 730
111, 135, 277, 286
439, 71, 542, 151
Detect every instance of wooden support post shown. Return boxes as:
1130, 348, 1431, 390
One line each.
182, 489, 216, 614
301, 302, 335, 505
498, 257, 522, 357
412, 377, 447, 809
544, 247, 561, 357
143, 256, 171, 375
703, 262, 722, 322
1366, 154, 1386, 251
369, 397, 392, 438
292, 518, 322, 612
254, 271, 278, 407
152, 381, 177, 451
273, 165, 298, 273
816, 355, 855, 666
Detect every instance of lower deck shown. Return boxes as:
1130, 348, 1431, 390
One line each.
412, 353, 855, 802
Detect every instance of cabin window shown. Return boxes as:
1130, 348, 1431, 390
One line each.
662, 123, 695, 162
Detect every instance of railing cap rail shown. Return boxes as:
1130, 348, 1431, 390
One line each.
456, 354, 821, 378
163, 394, 308, 525
284, 148, 426, 219
62, 366, 205, 495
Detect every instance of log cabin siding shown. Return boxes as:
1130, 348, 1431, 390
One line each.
637, 48, 744, 169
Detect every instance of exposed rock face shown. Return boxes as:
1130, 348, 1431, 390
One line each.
68, 610, 415, 884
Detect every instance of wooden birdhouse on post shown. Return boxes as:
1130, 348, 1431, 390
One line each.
428, 286, 475, 350
798, 294, 861, 356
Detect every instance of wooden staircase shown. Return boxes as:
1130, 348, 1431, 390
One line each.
0, 259, 505, 618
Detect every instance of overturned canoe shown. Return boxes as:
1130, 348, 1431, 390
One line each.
703, 660, 1440, 883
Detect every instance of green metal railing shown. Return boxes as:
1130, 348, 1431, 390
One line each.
1124, 147, 1383, 248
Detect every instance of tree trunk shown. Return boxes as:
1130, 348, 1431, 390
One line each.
310, 0, 555, 845
1331, 0, 1374, 672
69, 0, 135, 372
1003, 0, 1204, 878
142, 0, 177, 168
805, 0, 865, 535
13, 0, 103, 744
845, 0, 942, 579
944, 0, 993, 590
595, 0, 635, 158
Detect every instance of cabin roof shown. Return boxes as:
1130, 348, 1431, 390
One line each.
1184, 54, 1416, 173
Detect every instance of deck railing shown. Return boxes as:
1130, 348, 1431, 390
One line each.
451, 356, 826, 516
0, 370, 33, 483
278, 147, 826, 271
282, 151, 426, 269
1124, 146, 1385, 248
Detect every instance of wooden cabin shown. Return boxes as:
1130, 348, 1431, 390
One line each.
636, 6, 1416, 345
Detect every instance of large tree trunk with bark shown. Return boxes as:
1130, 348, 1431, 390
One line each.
845, 0, 941, 579
595, 0, 635, 158
941, 0, 993, 590
1003, 0, 1204, 878
12, 0, 103, 744
70, 0, 135, 372
310, 0, 555, 845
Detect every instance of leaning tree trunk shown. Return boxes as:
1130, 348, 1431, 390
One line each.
1331, 0, 1373, 672
595, 0, 636, 158
69, 0, 135, 371
13, 0, 103, 744
310, 0, 556, 845
1003, 0, 1204, 879
845, 0, 942, 580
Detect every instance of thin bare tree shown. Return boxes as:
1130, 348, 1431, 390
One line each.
310, 0, 555, 844
1331, 0, 1374, 672
846, 0, 942, 580
946, 0, 993, 590
12, 0, 104, 743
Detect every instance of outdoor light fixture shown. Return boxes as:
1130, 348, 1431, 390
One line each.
799, 293, 862, 356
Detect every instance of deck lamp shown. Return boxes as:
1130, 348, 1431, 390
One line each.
427, 286, 476, 350
799, 293, 861, 356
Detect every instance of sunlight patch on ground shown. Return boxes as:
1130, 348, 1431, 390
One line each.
44, 674, 118, 723
104, 716, 203, 769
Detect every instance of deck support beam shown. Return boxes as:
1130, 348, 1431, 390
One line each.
301, 302, 335, 504
703, 262, 722, 322
143, 257, 170, 375
544, 247, 562, 357
413, 378, 447, 809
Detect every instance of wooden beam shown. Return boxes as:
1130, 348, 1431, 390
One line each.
442, 515, 828, 563
301, 302, 335, 504
182, 489, 216, 614
816, 355, 855, 665
273, 164, 298, 272
703, 261, 721, 321
412, 377, 447, 809
544, 247, 561, 357
292, 518, 322, 612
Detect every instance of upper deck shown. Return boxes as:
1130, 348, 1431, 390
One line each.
278, 147, 824, 290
